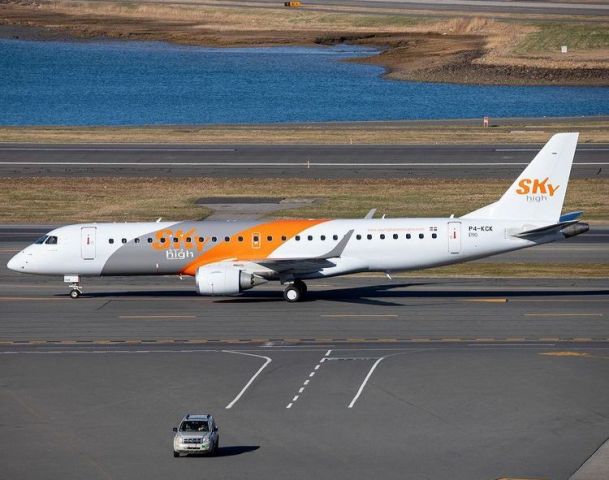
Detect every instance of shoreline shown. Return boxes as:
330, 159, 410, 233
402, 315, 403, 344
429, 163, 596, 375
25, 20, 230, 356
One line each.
1, 117, 609, 144
2, 1, 609, 87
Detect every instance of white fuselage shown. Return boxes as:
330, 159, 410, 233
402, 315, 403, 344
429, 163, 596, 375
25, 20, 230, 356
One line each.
7, 217, 551, 279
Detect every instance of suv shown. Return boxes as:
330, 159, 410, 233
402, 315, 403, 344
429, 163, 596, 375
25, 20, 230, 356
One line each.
172, 414, 219, 457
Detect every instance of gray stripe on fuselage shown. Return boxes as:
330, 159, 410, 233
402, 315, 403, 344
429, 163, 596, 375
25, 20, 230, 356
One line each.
100, 220, 261, 275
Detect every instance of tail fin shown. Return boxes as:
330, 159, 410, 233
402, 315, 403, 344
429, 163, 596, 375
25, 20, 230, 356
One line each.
462, 132, 578, 223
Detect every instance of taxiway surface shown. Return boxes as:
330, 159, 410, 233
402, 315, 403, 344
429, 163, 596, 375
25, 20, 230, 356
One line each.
1, 143, 607, 178
1, 241, 608, 479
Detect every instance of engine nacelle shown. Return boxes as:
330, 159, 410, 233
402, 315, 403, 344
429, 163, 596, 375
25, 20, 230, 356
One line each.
195, 264, 267, 295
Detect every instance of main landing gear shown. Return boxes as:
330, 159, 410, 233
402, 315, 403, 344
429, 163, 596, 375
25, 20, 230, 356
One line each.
64, 275, 83, 299
283, 279, 307, 302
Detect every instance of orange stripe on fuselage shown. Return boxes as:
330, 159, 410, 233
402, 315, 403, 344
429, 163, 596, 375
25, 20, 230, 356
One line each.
180, 219, 328, 276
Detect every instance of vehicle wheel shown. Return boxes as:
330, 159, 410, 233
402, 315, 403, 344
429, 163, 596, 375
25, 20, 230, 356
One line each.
294, 279, 307, 294
69, 289, 81, 299
283, 284, 302, 302
173, 451, 180, 458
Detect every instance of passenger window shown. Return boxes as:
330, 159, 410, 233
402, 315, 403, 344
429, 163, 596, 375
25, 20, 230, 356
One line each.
253, 235, 259, 242
281, 235, 287, 241
134, 238, 140, 244
122, 238, 127, 244
212, 236, 217, 242
393, 234, 398, 240
320, 235, 326, 241
45, 236, 58, 245
356, 234, 361, 240
308, 235, 313, 241
406, 234, 411, 239
367, 234, 372, 240
173, 237, 179, 243
238, 236, 244, 242
333, 235, 338, 241
419, 234, 424, 239
380, 234, 385, 240
186, 237, 192, 243
198, 237, 204, 243
160, 238, 166, 244
225, 236, 230, 242
147, 238, 153, 243
267, 236, 273, 241
295, 236, 300, 241
432, 233, 437, 239
109, 238, 114, 244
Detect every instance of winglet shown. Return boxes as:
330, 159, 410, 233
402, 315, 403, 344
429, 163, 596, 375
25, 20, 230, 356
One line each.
318, 229, 354, 259
365, 209, 377, 219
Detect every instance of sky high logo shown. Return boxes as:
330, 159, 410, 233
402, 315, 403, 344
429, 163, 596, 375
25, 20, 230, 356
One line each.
515, 177, 559, 202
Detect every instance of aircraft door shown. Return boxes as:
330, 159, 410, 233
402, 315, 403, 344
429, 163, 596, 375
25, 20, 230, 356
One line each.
81, 227, 96, 260
448, 221, 461, 254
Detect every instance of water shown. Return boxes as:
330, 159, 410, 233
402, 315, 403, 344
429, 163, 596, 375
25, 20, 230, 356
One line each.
1, 38, 608, 125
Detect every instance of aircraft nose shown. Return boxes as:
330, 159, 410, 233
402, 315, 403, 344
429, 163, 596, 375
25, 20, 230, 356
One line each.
7, 252, 23, 272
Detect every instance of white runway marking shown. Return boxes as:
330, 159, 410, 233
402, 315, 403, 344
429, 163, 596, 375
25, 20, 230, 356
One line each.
348, 356, 386, 409
286, 353, 330, 408
223, 350, 272, 409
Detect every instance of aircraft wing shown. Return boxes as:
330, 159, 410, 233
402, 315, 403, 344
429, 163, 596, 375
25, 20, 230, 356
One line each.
253, 229, 353, 273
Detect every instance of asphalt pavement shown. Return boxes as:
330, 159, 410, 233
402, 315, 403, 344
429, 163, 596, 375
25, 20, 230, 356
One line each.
1, 135, 608, 478
0, 143, 607, 178
1, 236, 608, 479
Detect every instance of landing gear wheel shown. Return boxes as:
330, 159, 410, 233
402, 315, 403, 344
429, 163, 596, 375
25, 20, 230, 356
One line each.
173, 451, 180, 458
69, 289, 81, 299
293, 279, 307, 294
283, 284, 303, 302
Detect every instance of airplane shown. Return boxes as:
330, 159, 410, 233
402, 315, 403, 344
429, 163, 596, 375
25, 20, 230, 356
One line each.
7, 133, 589, 302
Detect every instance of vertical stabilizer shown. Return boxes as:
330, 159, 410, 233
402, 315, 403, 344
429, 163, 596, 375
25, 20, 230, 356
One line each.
462, 133, 578, 223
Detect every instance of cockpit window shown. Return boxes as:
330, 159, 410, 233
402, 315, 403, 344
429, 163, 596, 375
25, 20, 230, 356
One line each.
45, 236, 58, 245
34, 235, 49, 244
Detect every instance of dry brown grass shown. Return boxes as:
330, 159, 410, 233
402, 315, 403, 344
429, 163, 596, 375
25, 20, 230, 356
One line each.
0, 177, 606, 223
1, 122, 609, 144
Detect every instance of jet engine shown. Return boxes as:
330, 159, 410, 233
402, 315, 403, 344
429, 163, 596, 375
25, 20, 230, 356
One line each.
195, 264, 267, 295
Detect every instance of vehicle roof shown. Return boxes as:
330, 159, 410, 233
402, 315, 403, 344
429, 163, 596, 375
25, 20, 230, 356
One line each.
182, 414, 211, 421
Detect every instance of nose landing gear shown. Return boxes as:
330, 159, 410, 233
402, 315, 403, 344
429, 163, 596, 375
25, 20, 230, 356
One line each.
69, 287, 82, 299
64, 275, 83, 299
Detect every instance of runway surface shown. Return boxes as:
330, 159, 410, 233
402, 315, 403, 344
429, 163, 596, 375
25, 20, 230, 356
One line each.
1, 143, 607, 178
164, 0, 609, 16
1, 239, 608, 479
288, 0, 609, 16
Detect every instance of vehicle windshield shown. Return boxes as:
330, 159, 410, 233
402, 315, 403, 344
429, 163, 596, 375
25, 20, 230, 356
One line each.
179, 420, 209, 432
34, 235, 48, 244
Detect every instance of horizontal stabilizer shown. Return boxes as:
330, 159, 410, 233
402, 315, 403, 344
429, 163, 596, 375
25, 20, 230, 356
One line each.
559, 211, 583, 222
514, 221, 588, 239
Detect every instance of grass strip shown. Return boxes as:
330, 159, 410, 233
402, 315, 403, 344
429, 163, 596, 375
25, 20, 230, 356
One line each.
1, 122, 609, 144
0, 177, 606, 223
